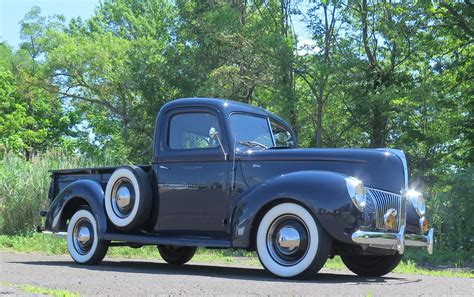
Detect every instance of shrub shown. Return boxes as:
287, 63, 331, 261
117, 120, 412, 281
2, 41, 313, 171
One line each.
429, 167, 474, 258
0, 151, 117, 235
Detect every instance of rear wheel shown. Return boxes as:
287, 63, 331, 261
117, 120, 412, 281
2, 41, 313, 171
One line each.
340, 253, 403, 277
157, 245, 197, 265
67, 208, 109, 265
256, 203, 332, 278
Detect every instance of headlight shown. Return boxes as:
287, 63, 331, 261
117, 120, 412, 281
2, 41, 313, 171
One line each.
345, 177, 366, 211
406, 190, 426, 217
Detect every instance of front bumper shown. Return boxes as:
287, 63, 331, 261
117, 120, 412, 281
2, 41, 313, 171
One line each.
351, 225, 434, 255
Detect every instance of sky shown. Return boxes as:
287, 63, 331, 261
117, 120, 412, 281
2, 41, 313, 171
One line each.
0, 0, 311, 49
0, 0, 99, 47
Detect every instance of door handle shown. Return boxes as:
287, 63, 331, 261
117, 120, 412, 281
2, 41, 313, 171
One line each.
159, 165, 170, 170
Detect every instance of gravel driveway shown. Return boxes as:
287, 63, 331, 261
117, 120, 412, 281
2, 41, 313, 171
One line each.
1, 252, 473, 296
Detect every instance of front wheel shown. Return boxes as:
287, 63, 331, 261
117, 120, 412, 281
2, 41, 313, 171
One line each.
157, 245, 197, 265
340, 253, 403, 277
256, 203, 332, 278
67, 208, 109, 265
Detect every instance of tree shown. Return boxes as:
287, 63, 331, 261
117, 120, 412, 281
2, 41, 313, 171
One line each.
295, 0, 345, 147
47, 0, 178, 161
0, 8, 76, 160
175, 0, 297, 123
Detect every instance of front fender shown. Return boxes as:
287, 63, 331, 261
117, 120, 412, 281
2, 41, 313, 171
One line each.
44, 179, 107, 237
230, 170, 362, 248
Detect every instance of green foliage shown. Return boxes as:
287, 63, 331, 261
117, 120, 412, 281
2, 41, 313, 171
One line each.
0, 152, 118, 235
0, 152, 51, 235
0, 66, 20, 152
430, 167, 474, 253
0, 10, 78, 160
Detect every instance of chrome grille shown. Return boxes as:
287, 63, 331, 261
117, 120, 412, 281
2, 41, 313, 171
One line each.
369, 243, 398, 250
366, 188, 406, 231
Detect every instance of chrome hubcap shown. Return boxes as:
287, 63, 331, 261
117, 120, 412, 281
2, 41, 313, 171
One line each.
276, 226, 301, 254
73, 218, 94, 255
267, 214, 309, 266
77, 226, 91, 245
116, 186, 131, 209
111, 179, 135, 217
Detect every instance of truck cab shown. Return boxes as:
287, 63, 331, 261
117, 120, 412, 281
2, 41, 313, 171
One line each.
40, 98, 434, 278
152, 99, 296, 237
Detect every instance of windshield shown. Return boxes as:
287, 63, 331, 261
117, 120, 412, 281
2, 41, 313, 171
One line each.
230, 114, 274, 149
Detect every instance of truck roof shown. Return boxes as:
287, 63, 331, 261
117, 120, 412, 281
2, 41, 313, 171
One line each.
162, 98, 291, 127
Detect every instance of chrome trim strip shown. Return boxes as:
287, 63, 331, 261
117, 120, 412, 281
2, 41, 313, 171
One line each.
352, 226, 434, 255
366, 187, 401, 196
267, 117, 276, 147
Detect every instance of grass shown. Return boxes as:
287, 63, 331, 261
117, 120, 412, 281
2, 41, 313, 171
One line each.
0, 152, 118, 236
1, 281, 79, 297
403, 248, 474, 268
1, 233, 473, 278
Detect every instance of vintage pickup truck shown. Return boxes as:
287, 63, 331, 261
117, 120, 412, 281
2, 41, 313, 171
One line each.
39, 98, 434, 278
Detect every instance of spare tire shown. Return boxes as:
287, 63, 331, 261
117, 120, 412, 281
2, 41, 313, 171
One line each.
104, 165, 151, 231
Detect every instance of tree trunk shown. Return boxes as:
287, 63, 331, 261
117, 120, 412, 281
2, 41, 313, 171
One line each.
369, 105, 386, 147
315, 95, 323, 147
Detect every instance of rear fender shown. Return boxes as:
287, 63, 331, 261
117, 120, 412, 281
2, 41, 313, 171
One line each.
44, 180, 107, 237
230, 171, 361, 248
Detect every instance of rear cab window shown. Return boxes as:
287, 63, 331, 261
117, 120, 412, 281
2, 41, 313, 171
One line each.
168, 112, 221, 150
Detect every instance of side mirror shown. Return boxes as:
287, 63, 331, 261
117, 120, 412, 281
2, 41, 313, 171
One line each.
209, 127, 227, 160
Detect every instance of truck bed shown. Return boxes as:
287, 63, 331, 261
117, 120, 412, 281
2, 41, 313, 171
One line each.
48, 165, 152, 200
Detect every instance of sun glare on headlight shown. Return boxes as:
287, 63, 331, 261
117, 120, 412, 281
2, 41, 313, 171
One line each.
406, 189, 426, 217
345, 177, 366, 212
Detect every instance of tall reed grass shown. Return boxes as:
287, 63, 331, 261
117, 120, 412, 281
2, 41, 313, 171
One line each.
0, 151, 117, 235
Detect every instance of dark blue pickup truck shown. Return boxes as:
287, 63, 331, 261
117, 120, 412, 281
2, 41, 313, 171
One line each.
39, 98, 434, 278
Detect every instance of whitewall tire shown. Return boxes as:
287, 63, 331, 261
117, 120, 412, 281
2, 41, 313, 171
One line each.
67, 208, 108, 265
104, 166, 151, 231
256, 203, 332, 278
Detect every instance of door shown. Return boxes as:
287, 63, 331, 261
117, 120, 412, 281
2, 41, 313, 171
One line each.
154, 108, 229, 237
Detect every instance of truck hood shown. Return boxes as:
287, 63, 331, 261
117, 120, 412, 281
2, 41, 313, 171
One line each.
237, 148, 407, 194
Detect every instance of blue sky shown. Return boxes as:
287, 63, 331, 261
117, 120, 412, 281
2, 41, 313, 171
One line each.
0, 0, 311, 48
0, 0, 99, 47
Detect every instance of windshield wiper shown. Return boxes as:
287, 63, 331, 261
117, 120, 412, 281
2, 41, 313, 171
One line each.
238, 141, 269, 149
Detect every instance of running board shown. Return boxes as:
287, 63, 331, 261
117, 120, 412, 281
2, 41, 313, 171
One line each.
102, 233, 231, 248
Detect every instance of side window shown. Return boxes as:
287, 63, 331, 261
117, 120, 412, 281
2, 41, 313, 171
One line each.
270, 120, 295, 148
168, 112, 221, 150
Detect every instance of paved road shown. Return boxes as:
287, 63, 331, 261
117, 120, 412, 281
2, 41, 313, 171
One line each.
1, 252, 473, 296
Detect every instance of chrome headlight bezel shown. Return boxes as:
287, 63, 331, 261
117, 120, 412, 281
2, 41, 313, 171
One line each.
345, 177, 366, 212
406, 190, 426, 217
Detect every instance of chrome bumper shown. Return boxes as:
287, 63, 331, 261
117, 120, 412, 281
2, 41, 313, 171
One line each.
351, 226, 434, 255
